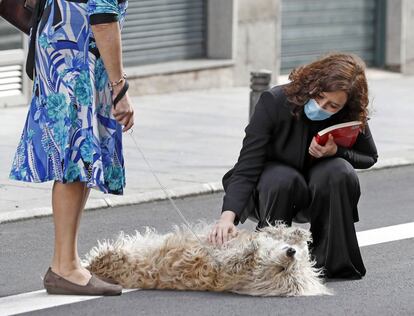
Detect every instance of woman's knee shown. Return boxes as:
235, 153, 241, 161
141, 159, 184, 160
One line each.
309, 158, 358, 185
257, 162, 307, 196
254, 163, 309, 227
309, 158, 359, 188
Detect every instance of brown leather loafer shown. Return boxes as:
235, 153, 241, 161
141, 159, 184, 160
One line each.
95, 275, 120, 285
43, 267, 122, 296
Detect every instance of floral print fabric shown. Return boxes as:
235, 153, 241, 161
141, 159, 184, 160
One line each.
88, 0, 120, 16
9, 0, 128, 195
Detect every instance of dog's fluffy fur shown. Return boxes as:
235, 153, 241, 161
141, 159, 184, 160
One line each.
83, 222, 332, 296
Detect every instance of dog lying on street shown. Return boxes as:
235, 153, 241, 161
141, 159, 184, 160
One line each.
84, 222, 332, 296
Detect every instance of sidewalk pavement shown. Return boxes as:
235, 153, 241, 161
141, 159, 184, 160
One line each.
1, 70, 413, 223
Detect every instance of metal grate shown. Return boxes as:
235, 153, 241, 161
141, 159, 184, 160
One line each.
0, 64, 23, 98
122, 0, 207, 67
281, 0, 378, 73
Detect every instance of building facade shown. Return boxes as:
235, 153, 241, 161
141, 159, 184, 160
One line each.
0, 0, 413, 107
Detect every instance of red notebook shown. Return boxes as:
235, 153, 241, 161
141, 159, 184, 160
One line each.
315, 121, 362, 148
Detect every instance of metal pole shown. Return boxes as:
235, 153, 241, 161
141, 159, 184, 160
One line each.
249, 70, 272, 120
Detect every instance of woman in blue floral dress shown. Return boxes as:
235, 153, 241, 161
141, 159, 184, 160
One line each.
9, 0, 134, 295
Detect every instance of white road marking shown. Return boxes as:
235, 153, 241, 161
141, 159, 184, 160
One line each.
356, 222, 414, 247
0, 222, 413, 316
0, 289, 137, 316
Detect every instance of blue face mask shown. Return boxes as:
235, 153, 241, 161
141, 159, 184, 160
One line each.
304, 99, 334, 121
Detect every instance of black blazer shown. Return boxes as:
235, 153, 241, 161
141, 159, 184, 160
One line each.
222, 85, 378, 222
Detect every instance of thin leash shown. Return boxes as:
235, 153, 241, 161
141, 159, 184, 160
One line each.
128, 129, 221, 264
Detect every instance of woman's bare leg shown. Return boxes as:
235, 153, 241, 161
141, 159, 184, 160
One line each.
50, 181, 91, 285
74, 185, 91, 263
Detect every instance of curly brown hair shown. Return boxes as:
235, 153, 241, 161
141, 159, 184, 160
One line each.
282, 52, 369, 126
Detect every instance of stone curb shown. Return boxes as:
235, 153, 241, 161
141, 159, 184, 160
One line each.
0, 182, 224, 224
1, 159, 413, 224
357, 158, 414, 172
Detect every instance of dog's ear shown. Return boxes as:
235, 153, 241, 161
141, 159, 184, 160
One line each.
259, 221, 287, 239
286, 227, 312, 245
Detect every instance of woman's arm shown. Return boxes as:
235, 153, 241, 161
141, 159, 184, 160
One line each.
335, 123, 378, 169
209, 91, 276, 245
91, 22, 134, 131
89, 0, 134, 132
309, 122, 378, 169
222, 91, 277, 223
91, 22, 123, 84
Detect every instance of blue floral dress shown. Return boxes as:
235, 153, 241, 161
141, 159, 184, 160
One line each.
9, 0, 128, 195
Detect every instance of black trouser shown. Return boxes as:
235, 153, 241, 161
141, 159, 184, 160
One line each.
248, 157, 366, 279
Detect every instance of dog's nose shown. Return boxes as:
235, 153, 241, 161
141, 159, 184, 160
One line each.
286, 247, 296, 257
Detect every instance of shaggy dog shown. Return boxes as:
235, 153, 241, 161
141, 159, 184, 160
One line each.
83, 223, 332, 296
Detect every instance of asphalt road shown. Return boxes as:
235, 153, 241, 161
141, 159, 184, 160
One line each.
0, 165, 413, 315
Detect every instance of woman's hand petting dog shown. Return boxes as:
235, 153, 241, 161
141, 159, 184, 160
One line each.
309, 134, 337, 158
208, 210, 238, 246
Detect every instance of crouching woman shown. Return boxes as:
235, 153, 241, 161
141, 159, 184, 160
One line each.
208, 53, 378, 279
